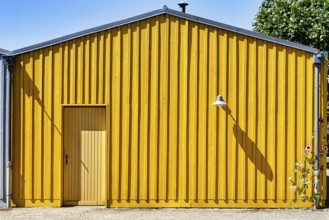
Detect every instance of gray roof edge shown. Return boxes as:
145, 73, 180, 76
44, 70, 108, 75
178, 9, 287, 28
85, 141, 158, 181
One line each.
166, 8, 319, 54
0, 48, 12, 56
12, 8, 166, 55
11, 6, 318, 55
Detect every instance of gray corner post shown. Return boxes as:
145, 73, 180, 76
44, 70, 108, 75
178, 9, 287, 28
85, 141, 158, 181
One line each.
0, 57, 5, 207
313, 52, 326, 209
2, 56, 13, 208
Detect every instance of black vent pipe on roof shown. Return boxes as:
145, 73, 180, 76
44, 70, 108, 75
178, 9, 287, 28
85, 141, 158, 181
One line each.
178, 1, 188, 13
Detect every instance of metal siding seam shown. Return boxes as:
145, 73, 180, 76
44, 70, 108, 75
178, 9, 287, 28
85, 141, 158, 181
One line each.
45, 48, 53, 199
129, 22, 139, 201
50, 47, 55, 200
98, 33, 105, 103
168, 17, 178, 200
188, 21, 198, 200
287, 49, 296, 201
34, 51, 41, 199
227, 32, 237, 200
206, 26, 214, 200
111, 28, 120, 200
237, 35, 248, 200
91, 35, 97, 104
218, 30, 228, 200
120, 25, 128, 200
178, 18, 188, 200
69, 40, 76, 104
76, 39, 83, 104
296, 51, 306, 197
267, 43, 277, 200
158, 15, 169, 200
197, 23, 207, 201
247, 38, 257, 200
85, 36, 91, 104
278, 46, 288, 200
24, 53, 32, 200
139, 20, 149, 200
149, 17, 159, 201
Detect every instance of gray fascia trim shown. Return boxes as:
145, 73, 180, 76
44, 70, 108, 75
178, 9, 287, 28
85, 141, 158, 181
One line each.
12, 8, 166, 55
11, 6, 318, 55
0, 49, 12, 56
165, 8, 318, 54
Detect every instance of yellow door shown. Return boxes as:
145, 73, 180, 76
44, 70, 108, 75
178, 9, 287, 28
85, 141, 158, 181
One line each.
63, 107, 106, 205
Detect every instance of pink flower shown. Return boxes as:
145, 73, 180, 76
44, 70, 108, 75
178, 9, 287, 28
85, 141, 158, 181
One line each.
323, 146, 328, 153
305, 145, 311, 152
319, 117, 324, 124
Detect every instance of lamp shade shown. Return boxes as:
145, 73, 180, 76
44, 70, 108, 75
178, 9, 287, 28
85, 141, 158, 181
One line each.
212, 95, 227, 106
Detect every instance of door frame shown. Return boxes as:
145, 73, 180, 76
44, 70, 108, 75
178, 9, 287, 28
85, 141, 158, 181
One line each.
60, 104, 109, 206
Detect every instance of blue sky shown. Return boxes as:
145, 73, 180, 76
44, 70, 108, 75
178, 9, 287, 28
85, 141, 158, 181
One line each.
0, 0, 263, 50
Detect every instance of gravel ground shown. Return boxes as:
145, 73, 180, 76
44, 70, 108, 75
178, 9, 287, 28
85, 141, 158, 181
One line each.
0, 169, 328, 220
1, 207, 329, 220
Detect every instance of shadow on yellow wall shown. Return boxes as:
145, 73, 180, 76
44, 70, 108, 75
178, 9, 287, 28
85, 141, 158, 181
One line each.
224, 106, 273, 181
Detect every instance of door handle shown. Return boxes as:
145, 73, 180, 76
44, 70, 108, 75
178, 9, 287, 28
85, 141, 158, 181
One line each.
65, 155, 68, 165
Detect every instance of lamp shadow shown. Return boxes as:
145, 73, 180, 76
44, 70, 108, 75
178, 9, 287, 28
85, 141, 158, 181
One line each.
224, 107, 273, 181
12, 52, 61, 203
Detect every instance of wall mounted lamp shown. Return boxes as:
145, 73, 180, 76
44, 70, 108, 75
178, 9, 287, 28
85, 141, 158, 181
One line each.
212, 95, 227, 107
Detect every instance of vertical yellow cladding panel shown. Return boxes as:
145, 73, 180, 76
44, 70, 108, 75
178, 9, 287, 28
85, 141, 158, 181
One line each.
168, 17, 178, 200
236, 35, 247, 200
287, 49, 297, 201
246, 38, 257, 200
120, 25, 131, 200
227, 32, 237, 200
139, 20, 150, 200
198, 23, 207, 200
44, 47, 52, 199
90, 35, 97, 104
53, 45, 63, 200
129, 22, 139, 201
63, 107, 106, 205
266, 43, 276, 200
32, 51, 42, 199
188, 20, 198, 200
24, 53, 33, 200
149, 18, 160, 201
12, 14, 326, 208
207, 26, 217, 200
178, 18, 188, 200
218, 30, 228, 200
69, 40, 76, 103
110, 27, 121, 200
256, 41, 266, 200
277, 46, 287, 200
158, 16, 169, 200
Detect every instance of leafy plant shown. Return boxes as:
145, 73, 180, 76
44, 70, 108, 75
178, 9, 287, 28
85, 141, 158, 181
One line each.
289, 144, 328, 207
253, 0, 329, 51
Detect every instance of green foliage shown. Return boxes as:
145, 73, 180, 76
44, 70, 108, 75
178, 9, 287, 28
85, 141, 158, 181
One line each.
289, 149, 318, 206
289, 145, 327, 207
253, 0, 329, 51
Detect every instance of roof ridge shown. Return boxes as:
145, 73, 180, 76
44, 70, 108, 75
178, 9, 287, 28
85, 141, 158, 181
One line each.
8, 6, 318, 55
0, 48, 12, 56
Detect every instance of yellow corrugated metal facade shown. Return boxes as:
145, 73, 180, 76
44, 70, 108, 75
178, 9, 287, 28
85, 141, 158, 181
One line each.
11, 14, 327, 208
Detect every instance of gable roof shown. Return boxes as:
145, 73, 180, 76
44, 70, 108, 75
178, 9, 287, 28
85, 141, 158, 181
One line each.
3, 6, 319, 56
0, 48, 12, 56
